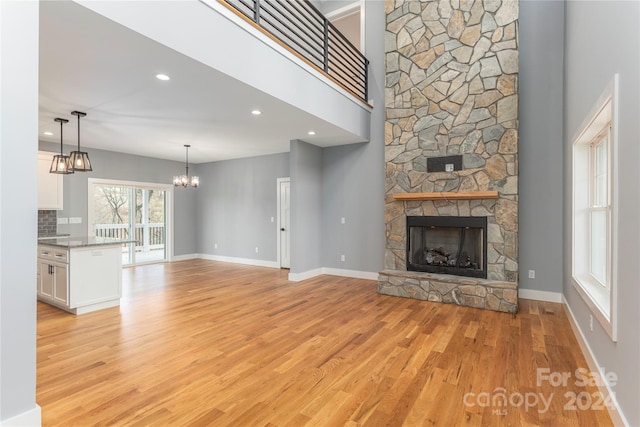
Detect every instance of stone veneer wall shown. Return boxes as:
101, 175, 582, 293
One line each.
379, 0, 519, 313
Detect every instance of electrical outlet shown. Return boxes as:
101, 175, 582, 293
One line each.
69, 217, 82, 224
57, 217, 68, 225
214, 243, 217, 249
528, 270, 535, 279
270, 217, 274, 223
340, 255, 345, 262
341, 217, 346, 224
590, 315, 594, 331
445, 163, 454, 172
255, 247, 259, 253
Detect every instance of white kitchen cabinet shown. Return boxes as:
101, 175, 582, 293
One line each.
37, 242, 122, 314
38, 262, 54, 299
37, 151, 63, 210
38, 245, 69, 306
38, 261, 69, 304
53, 263, 69, 305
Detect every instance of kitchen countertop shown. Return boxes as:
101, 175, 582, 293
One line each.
37, 233, 70, 240
37, 236, 135, 248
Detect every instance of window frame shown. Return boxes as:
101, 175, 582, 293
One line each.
87, 178, 175, 265
571, 74, 618, 342
588, 127, 610, 289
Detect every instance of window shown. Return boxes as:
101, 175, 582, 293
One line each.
88, 178, 173, 266
589, 130, 609, 286
572, 75, 618, 341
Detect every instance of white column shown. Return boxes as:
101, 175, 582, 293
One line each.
0, 1, 41, 425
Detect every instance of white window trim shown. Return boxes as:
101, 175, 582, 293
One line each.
588, 129, 610, 288
87, 178, 175, 263
571, 74, 619, 341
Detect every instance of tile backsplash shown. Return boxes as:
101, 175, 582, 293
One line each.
38, 210, 57, 235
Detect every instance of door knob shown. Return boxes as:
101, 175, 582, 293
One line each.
281, 228, 285, 231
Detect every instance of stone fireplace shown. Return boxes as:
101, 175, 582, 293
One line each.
378, 0, 519, 313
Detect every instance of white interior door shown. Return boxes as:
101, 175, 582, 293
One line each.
278, 179, 291, 269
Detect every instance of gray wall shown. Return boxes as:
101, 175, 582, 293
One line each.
195, 153, 289, 260
39, 142, 197, 257
321, 0, 385, 273
290, 140, 323, 274
1, 1, 40, 423
191, 0, 385, 275
517, 0, 565, 293
563, 1, 640, 425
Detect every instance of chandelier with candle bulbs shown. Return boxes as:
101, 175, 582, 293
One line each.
173, 144, 199, 188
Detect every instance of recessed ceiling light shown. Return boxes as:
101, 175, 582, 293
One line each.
251, 110, 262, 115
43, 131, 54, 136
156, 73, 170, 81
308, 131, 316, 135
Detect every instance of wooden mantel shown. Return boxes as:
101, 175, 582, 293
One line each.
392, 191, 499, 201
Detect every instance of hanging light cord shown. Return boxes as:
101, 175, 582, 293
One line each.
76, 113, 81, 152
185, 145, 189, 177
59, 120, 64, 153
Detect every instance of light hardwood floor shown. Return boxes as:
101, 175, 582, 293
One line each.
37, 259, 613, 426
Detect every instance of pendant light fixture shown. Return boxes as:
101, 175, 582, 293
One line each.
49, 118, 74, 174
68, 111, 92, 172
173, 144, 199, 188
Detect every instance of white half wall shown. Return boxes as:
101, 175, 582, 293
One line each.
0, 1, 41, 424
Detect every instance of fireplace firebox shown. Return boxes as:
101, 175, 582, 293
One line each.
406, 216, 487, 279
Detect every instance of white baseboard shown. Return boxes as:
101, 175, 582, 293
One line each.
180, 257, 376, 281
562, 296, 629, 427
321, 268, 378, 281
518, 288, 563, 303
1, 404, 41, 426
288, 268, 323, 282
171, 253, 199, 261
198, 254, 280, 269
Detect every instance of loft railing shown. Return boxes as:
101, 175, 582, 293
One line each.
219, 0, 369, 102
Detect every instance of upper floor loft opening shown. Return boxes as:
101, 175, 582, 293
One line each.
218, 0, 369, 102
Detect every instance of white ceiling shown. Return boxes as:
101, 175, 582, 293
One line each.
38, 1, 363, 164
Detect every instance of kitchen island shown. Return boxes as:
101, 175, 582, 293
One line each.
37, 236, 134, 314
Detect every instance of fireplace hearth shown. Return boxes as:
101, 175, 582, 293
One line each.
407, 216, 487, 279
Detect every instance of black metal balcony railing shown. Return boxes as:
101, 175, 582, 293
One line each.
221, 0, 369, 102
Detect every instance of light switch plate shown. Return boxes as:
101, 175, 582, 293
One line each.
57, 217, 68, 225
69, 217, 82, 224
